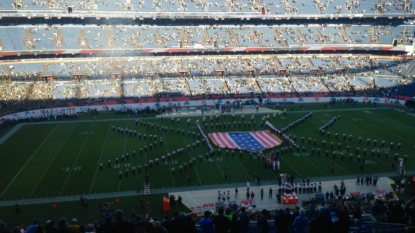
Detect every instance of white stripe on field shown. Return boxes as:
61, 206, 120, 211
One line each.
28, 123, 77, 199
89, 122, 112, 194
0, 124, 59, 199
59, 123, 95, 196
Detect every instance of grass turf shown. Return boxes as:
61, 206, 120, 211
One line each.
0, 103, 414, 226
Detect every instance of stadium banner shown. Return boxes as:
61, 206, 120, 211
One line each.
208, 130, 282, 152
0, 97, 405, 121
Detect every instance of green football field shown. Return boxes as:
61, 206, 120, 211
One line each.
0, 104, 414, 202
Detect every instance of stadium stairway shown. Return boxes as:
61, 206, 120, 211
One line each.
2, 65, 11, 76
226, 28, 239, 47
254, 79, 266, 98
341, 26, 353, 43
296, 28, 307, 44
406, 62, 415, 76
250, 28, 261, 47
154, 29, 163, 48
369, 27, 379, 44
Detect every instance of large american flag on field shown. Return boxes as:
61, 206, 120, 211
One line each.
209, 130, 282, 152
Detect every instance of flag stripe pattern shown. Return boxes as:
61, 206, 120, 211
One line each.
209, 130, 282, 152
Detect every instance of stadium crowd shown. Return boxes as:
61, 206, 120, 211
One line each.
0, 72, 411, 119
2, 190, 415, 233
0, 24, 413, 52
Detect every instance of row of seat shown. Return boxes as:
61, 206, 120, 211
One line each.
6, 0, 413, 15
0, 24, 412, 51
3, 56, 415, 79
0, 74, 411, 101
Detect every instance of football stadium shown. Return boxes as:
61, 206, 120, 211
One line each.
0, 0, 415, 232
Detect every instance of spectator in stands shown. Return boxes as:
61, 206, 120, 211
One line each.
45, 220, 57, 233
351, 219, 369, 233
370, 200, 388, 223
274, 209, 291, 233
351, 205, 362, 221
229, 213, 239, 233
161, 215, 171, 232
169, 212, 182, 233
68, 218, 80, 232
213, 208, 230, 233
305, 204, 319, 222
110, 209, 136, 233
57, 217, 72, 233
102, 217, 113, 233
152, 221, 169, 233
404, 196, 415, 226
34, 225, 45, 233
256, 209, 270, 233
0, 222, 8, 233
26, 219, 38, 233
338, 207, 351, 233
200, 211, 213, 233
180, 215, 197, 233
132, 215, 146, 232
293, 208, 308, 233
238, 207, 250, 233
387, 201, 405, 224
310, 207, 331, 233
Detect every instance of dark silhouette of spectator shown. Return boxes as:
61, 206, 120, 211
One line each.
56, 217, 72, 233
110, 209, 136, 233
180, 215, 197, 233
213, 208, 230, 233
310, 207, 332, 233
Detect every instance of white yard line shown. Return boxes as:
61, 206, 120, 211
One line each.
278, 155, 302, 177
181, 135, 202, 185
331, 160, 352, 175
59, 123, 95, 196
160, 122, 176, 187
89, 122, 112, 194
0, 124, 59, 199
28, 123, 78, 199
234, 156, 253, 180
370, 111, 415, 131
118, 120, 130, 192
